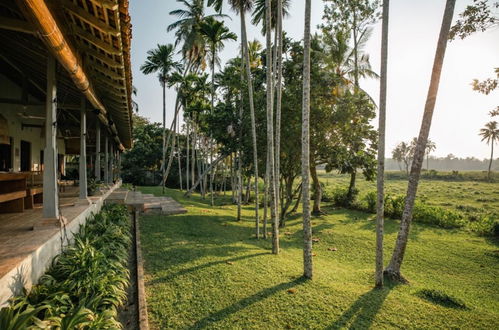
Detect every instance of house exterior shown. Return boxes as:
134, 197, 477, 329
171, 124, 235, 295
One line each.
0, 0, 133, 305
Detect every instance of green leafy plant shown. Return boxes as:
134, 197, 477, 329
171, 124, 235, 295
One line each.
0, 204, 130, 328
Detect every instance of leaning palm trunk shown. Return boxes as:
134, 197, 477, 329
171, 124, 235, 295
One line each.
265, 0, 278, 251
177, 122, 183, 191
385, 0, 456, 281
274, 0, 284, 231
240, 7, 260, 238
302, 0, 313, 279
185, 154, 229, 197
375, 0, 390, 288
163, 99, 181, 188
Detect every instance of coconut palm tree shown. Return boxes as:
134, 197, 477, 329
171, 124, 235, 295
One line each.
140, 44, 182, 193
375, 0, 389, 289
302, 0, 313, 279
208, 0, 261, 240
425, 139, 436, 170
199, 17, 237, 206
251, 0, 291, 34
252, 0, 290, 232
384, 0, 456, 282
264, 0, 278, 249
168, 0, 226, 70
480, 121, 499, 180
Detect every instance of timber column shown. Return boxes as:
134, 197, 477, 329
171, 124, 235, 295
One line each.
42, 55, 59, 220
104, 134, 109, 184
78, 96, 88, 201
109, 143, 114, 183
95, 120, 101, 181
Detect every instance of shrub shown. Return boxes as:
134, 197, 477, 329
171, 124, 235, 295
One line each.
413, 203, 466, 228
0, 204, 130, 328
328, 187, 359, 207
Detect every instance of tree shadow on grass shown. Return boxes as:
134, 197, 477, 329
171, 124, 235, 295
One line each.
191, 277, 307, 329
327, 283, 396, 330
148, 252, 269, 286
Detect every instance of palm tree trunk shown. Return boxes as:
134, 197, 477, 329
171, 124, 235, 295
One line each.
274, 0, 284, 232
164, 110, 178, 188
161, 83, 166, 193
240, 7, 260, 239
375, 0, 389, 289
186, 118, 190, 191
264, 149, 270, 238
185, 154, 229, 197
177, 121, 183, 191
488, 142, 494, 181
385, 0, 456, 281
265, 0, 278, 250
237, 43, 245, 222
210, 54, 216, 206
192, 117, 196, 189
302, 0, 313, 279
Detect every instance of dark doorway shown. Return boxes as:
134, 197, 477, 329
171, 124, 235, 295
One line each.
20, 140, 31, 171
0, 138, 12, 171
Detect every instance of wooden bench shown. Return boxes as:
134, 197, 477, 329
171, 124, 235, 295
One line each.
24, 186, 43, 209
0, 173, 29, 213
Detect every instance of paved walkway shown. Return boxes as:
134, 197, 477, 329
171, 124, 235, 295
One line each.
107, 189, 187, 215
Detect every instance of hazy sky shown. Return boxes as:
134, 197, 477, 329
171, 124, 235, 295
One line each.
130, 0, 499, 159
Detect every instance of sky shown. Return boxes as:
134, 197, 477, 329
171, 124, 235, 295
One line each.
130, 0, 499, 160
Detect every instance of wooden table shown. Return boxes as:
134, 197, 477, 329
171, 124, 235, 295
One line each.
0, 173, 29, 213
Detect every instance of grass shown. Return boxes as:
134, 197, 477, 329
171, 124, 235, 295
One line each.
318, 171, 499, 216
138, 184, 499, 329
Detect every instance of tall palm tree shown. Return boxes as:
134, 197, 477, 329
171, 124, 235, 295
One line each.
425, 139, 436, 170
265, 0, 278, 249
251, 0, 291, 34
199, 17, 237, 206
140, 44, 182, 193
375, 0, 389, 289
480, 121, 499, 180
302, 0, 313, 279
168, 0, 226, 70
252, 0, 290, 231
385, 0, 456, 282
208, 0, 261, 240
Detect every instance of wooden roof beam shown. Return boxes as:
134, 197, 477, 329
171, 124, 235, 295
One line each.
86, 58, 124, 80
83, 47, 123, 68
73, 26, 120, 55
64, 2, 120, 37
0, 17, 35, 34
89, 0, 118, 11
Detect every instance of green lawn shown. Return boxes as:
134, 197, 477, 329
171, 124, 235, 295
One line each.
138, 186, 499, 329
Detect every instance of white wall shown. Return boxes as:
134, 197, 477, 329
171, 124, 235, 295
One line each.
0, 73, 66, 171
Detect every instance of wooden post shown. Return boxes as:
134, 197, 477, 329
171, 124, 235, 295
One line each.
109, 143, 114, 183
104, 134, 109, 184
42, 55, 59, 219
79, 96, 88, 199
95, 120, 101, 181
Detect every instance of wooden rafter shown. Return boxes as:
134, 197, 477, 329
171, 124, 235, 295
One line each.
73, 25, 119, 55
64, 1, 120, 37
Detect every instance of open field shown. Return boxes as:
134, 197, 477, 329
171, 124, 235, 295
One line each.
319, 171, 499, 231
138, 186, 499, 329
